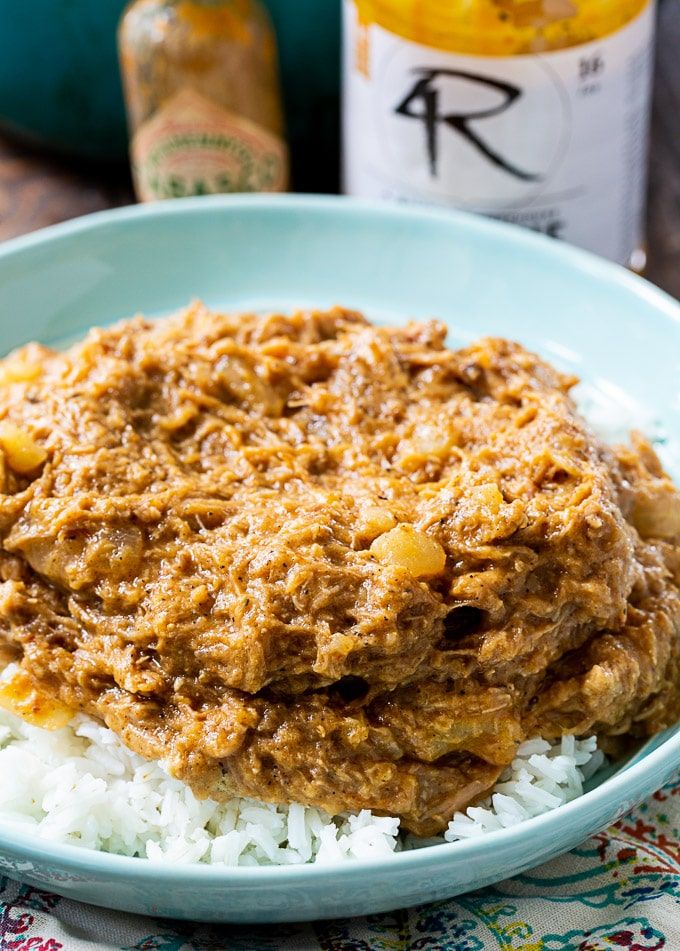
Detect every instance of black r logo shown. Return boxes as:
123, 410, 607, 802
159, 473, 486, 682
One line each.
395, 69, 542, 181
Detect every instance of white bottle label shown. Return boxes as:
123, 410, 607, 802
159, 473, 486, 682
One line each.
343, 1, 655, 266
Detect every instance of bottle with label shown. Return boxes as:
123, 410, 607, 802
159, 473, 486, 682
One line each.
119, 0, 288, 201
343, 0, 656, 268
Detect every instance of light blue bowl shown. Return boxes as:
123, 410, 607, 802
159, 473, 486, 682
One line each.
0, 195, 679, 923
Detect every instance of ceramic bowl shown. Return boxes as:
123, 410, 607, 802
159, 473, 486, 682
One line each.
0, 195, 678, 922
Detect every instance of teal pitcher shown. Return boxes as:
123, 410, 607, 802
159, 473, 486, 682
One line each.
0, 0, 129, 160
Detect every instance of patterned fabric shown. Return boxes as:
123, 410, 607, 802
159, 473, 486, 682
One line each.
1, 772, 678, 951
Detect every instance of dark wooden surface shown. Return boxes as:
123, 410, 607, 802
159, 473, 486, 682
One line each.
0, 2, 677, 297
0, 139, 132, 243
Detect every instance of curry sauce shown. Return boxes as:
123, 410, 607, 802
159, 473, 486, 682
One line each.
0, 306, 677, 834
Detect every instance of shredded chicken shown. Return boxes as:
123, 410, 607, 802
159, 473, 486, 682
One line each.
0, 304, 677, 835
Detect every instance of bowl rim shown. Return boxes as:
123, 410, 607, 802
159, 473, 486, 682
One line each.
2, 192, 679, 326
0, 192, 678, 884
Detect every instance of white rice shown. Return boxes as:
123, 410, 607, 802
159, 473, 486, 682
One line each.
0, 707, 601, 865
443, 735, 604, 842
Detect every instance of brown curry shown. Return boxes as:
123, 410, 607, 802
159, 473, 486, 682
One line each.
0, 305, 678, 835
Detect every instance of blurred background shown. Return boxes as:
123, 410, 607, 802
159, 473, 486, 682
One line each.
0, 0, 340, 187
0, 0, 676, 296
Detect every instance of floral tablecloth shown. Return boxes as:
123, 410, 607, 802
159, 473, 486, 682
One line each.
2, 770, 679, 951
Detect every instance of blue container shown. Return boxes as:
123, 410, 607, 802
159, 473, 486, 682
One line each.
263, 0, 341, 190
0, 0, 129, 160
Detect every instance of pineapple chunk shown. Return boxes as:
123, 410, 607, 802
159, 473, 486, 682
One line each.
0, 421, 47, 474
358, 505, 398, 542
0, 359, 42, 386
0, 664, 74, 730
371, 524, 446, 578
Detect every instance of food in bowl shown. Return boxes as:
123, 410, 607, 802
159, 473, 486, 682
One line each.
0, 707, 601, 862
0, 304, 677, 861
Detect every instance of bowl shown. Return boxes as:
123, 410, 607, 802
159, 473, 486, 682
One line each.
0, 194, 678, 923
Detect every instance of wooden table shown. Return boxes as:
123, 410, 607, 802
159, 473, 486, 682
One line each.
0, 1, 677, 298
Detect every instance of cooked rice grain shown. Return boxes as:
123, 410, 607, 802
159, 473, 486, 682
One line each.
0, 710, 599, 865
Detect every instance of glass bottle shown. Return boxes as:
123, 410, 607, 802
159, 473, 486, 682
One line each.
119, 0, 288, 201
343, 0, 656, 269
